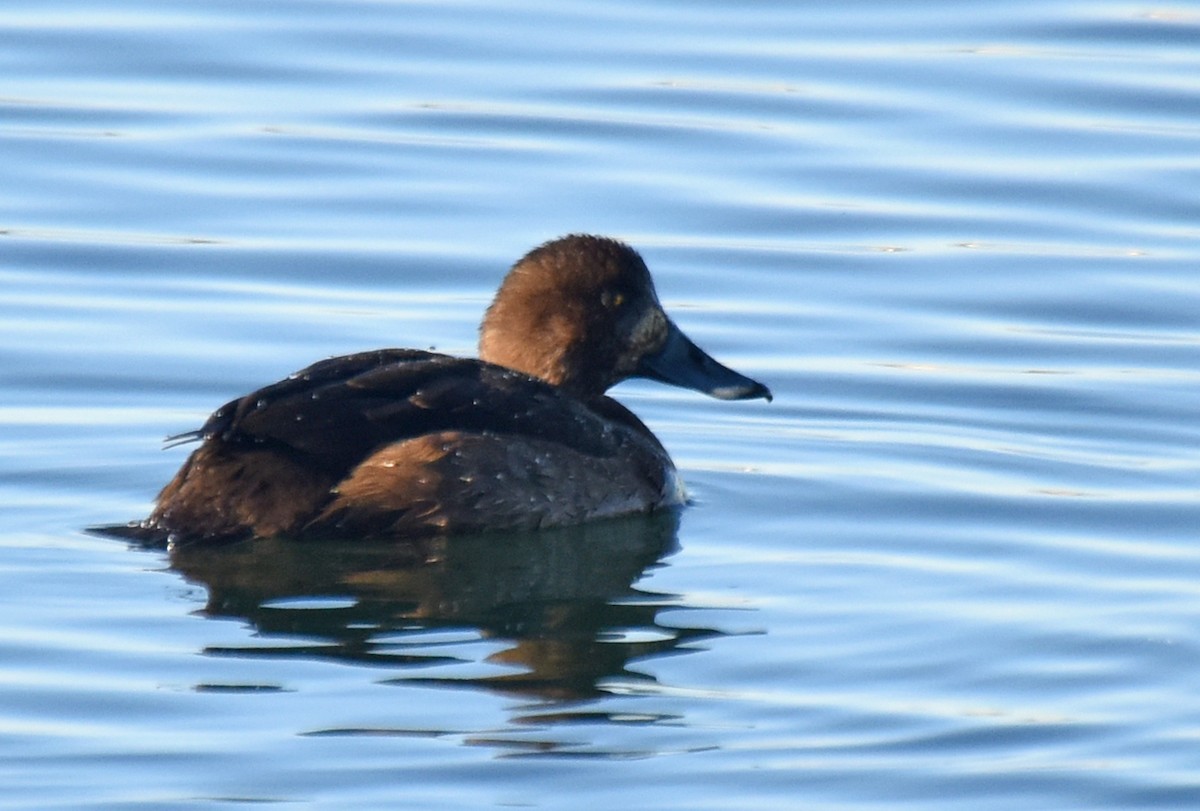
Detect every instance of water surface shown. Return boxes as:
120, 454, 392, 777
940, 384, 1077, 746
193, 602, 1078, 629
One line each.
2, 1, 1198, 808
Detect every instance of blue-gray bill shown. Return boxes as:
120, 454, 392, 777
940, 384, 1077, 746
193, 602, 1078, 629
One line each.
637, 319, 772, 402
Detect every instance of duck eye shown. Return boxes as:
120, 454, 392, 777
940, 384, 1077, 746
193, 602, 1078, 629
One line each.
601, 290, 625, 309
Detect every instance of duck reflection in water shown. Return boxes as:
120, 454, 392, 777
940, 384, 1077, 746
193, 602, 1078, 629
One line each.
97, 234, 767, 706
169, 511, 724, 700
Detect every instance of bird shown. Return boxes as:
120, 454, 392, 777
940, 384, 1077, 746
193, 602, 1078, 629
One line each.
122, 234, 771, 544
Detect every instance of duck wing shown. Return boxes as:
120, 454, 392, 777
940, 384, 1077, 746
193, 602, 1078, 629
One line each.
183, 349, 625, 479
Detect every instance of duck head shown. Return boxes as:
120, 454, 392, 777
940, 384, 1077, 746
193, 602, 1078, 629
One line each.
480, 235, 772, 402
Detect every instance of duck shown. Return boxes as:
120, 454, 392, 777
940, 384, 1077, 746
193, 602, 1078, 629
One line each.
131, 234, 771, 544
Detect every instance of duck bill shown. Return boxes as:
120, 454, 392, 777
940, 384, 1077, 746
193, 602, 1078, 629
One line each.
637, 319, 772, 402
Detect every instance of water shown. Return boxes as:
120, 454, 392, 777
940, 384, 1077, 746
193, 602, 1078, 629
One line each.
3, 0, 1199, 808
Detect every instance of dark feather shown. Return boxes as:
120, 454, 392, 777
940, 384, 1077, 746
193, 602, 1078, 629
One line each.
190, 349, 651, 479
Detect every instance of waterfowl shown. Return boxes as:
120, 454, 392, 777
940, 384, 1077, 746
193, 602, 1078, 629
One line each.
135, 235, 771, 544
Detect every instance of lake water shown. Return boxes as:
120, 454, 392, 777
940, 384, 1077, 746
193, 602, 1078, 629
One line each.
3, 0, 1198, 808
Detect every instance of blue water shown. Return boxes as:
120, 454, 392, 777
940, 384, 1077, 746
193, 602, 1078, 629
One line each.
3, 0, 1199, 808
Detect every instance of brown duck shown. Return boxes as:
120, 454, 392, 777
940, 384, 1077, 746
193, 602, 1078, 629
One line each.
129, 235, 770, 543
